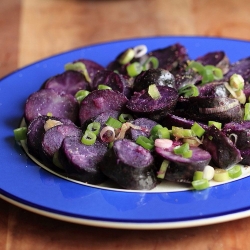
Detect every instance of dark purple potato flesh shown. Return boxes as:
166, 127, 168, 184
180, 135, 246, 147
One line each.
202, 125, 242, 169
198, 81, 229, 98
59, 136, 108, 184
155, 145, 211, 183
79, 89, 128, 127
100, 139, 157, 190
126, 86, 178, 122
27, 115, 74, 159
43, 70, 90, 96
24, 88, 79, 125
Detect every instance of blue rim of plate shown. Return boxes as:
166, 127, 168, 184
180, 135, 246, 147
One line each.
1, 36, 250, 229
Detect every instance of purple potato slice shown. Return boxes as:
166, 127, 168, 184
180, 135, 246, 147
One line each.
27, 115, 74, 159
202, 125, 242, 169
196, 51, 230, 74
40, 124, 82, 168
79, 89, 128, 127
239, 149, 250, 165
24, 88, 79, 125
43, 70, 90, 96
59, 136, 108, 184
198, 81, 229, 98
91, 70, 133, 97
126, 86, 178, 122
100, 139, 157, 190
155, 145, 211, 183
222, 121, 250, 150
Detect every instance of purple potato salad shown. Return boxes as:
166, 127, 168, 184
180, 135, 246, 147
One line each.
14, 43, 250, 190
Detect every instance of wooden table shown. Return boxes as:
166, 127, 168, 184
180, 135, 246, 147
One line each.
1, 0, 250, 249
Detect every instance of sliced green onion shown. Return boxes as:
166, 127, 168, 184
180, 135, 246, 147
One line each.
118, 48, 135, 65
244, 103, 250, 120
143, 56, 159, 70
191, 122, 205, 137
65, 62, 91, 83
118, 113, 133, 123
105, 117, 122, 129
98, 84, 112, 90
213, 169, 230, 182
150, 124, 163, 136
208, 121, 222, 130
187, 61, 204, 73
192, 179, 209, 190
136, 136, 154, 150
157, 160, 169, 179
172, 126, 195, 138
228, 165, 242, 179
81, 130, 96, 145
14, 127, 27, 141
157, 127, 171, 139
75, 90, 90, 102
126, 62, 143, 77
193, 171, 203, 181
182, 149, 193, 158
87, 122, 101, 135
229, 74, 244, 90
178, 84, 199, 98
205, 65, 223, 80
203, 165, 215, 181
173, 142, 189, 155
148, 84, 161, 100
201, 67, 214, 84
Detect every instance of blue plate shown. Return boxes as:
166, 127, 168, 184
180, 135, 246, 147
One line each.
1, 36, 250, 229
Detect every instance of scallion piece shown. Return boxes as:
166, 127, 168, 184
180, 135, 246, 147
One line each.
143, 56, 159, 70
75, 90, 90, 102
148, 84, 161, 100
178, 84, 199, 98
192, 179, 209, 190
87, 122, 101, 135
105, 117, 122, 129
150, 124, 163, 136
157, 160, 169, 179
126, 62, 143, 77
213, 169, 230, 182
118, 48, 135, 65
81, 130, 96, 146
64, 62, 91, 83
172, 126, 195, 138
193, 171, 203, 181
118, 113, 133, 123
244, 103, 250, 120
182, 149, 193, 158
14, 127, 27, 141
98, 84, 112, 90
228, 165, 242, 179
157, 127, 170, 139
173, 142, 189, 155
136, 136, 154, 150
208, 121, 222, 130
191, 122, 205, 137
229, 74, 244, 90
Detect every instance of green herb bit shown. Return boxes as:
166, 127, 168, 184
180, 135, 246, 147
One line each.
98, 84, 112, 90
208, 121, 222, 130
14, 127, 27, 141
143, 56, 159, 70
87, 122, 101, 135
244, 103, 250, 120
157, 127, 170, 139
213, 169, 230, 182
64, 62, 91, 83
192, 179, 209, 190
228, 165, 242, 179
126, 62, 143, 77
75, 90, 90, 102
178, 84, 199, 98
193, 171, 203, 181
173, 142, 189, 155
105, 117, 122, 129
191, 122, 205, 137
148, 84, 161, 100
118, 113, 133, 123
118, 48, 135, 65
172, 126, 195, 138
157, 160, 169, 179
229, 73, 244, 91
136, 136, 154, 150
81, 130, 96, 146
150, 124, 163, 136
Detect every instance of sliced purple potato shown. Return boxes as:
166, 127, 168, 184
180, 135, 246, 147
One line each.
43, 70, 90, 96
27, 115, 74, 159
195, 51, 230, 74
79, 89, 128, 127
198, 81, 229, 98
133, 68, 176, 92
129, 118, 157, 141
24, 88, 79, 125
100, 139, 157, 190
202, 125, 242, 169
155, 145, 211, 183
126, 86, 178, 122
91, 70, 133, 97
59, 136, 108, 184
222, 121, 250, 150
239, 149, 250, 165
40, 124, 82, 168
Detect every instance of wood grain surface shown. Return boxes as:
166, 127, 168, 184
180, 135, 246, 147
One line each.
2, 0, 250, 249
